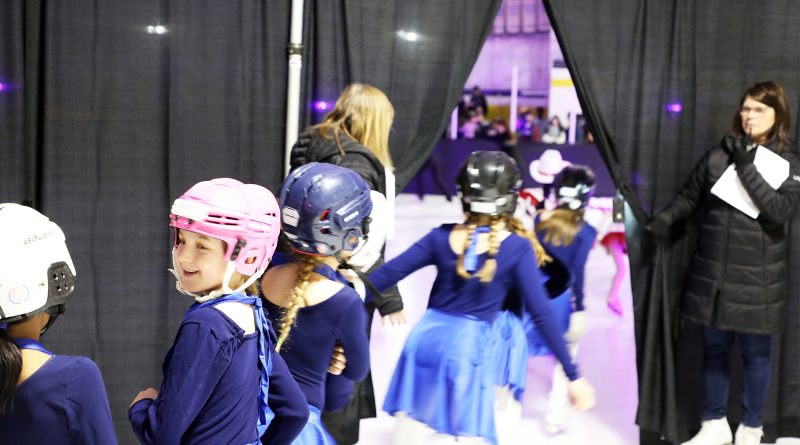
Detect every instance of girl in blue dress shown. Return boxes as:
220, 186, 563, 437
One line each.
0, 203, 116, 444
533, 164, 598, 433
261, 163, 372, 445
370, 151, 596, 445
128, 178, 309, 445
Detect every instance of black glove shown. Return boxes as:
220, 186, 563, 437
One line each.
724, 134, 756, 167
646, 215, 671, 238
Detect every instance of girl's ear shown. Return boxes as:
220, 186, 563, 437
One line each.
245, 256, 256, 265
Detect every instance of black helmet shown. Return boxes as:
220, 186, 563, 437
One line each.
457, 151, 522, 215
554, 165, 596, 210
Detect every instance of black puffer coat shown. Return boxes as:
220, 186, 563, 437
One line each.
656, 140, 800, 334
290, 129, 386, 195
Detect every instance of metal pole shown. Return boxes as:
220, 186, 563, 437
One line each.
284, 0, 305, 175
509, 65, 519, 134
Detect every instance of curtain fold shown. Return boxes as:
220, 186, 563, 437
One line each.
301, 0, 502, 190
546, 0, 800, 442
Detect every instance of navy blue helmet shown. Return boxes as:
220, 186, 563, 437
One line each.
279, 162, 373, 256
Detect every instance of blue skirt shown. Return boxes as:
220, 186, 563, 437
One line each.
292, 405, 335, 445
523, 289, 572, 356
383, 309, 497, 444
490, 310, 528, 400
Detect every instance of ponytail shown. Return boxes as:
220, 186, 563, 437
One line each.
535, 208, 584, 247
275, 255, 323, 352
0, 329, 21, 414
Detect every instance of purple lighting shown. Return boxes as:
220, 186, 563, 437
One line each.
0, 83, 6, 92
313, 101, 330, 111
665, 102, 682, 113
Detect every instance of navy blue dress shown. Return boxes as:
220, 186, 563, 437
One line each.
0, 354, 117, 444
129, 302, 308, 445
265, 281, 369, 444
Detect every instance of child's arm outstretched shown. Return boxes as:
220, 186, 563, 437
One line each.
515, 243, 596, 410
367, 228, 439, 297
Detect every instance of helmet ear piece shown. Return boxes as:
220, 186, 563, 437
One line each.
343, 229, 361, 251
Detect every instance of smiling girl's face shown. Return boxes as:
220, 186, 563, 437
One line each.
173, 229, 227, 294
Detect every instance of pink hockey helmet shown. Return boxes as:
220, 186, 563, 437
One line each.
169, 178, 280, 277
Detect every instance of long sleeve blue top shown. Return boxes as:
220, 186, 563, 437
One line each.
0, 354, 117, 444
369, 223, 579, 380
129, 305, 308, 445
537, 221, 597, 311
265, 286, 370, 410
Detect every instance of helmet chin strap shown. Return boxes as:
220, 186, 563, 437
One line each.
169, 254, 265, 303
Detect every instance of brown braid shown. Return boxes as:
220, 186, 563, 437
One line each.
457, 214, 504, 282
535, 208, 584, 247
504, 215, 550, 266
275, 255, 323, 352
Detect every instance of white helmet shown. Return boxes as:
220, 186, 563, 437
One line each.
0, 204, 76, 326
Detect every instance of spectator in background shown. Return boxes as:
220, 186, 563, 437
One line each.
518, 110, 536, 140
459, 108, 488, 139
533, 107, 546, 142
470, 85, 489, 116
482, 117, 511, 145
542, 115, 568, 144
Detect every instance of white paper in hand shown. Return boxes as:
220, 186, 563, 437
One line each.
710, 145, 790, 218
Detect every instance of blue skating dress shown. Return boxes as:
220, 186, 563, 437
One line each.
369, 224, 579, 444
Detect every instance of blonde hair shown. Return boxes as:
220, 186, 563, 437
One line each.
315, 83, 395, 169
455, 214, 550, 283
504, 214, 550, 267
227, 272, 260, 296
535, 208, 584, 247
275, 255, 324, 352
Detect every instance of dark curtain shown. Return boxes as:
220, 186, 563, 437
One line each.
300, 0, 502, 190
545, 0, 800, 442
1, 1, 291, 443
1, 1, 499, 443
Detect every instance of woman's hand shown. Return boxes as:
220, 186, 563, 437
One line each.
130, 387, 159, 407
567, 377, 596, 411
381, 310, 407, 326
646, 215, 670, 238
328, 343, 347, 375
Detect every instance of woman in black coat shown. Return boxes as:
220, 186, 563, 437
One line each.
289, 83, 405, 445
649, 81, 800, 445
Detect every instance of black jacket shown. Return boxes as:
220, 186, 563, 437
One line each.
656, 140, 800, 334
289, 128, 403, 316
290, 129, 386, 195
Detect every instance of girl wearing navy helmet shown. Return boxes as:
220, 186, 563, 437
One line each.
261, 163, 371, 444
0, 204, 116, 444
369, 151, 596, 445
532, 164, 598, 433
128, 179, 308, 445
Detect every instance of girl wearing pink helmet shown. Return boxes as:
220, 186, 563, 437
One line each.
128, 178, 309, 445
